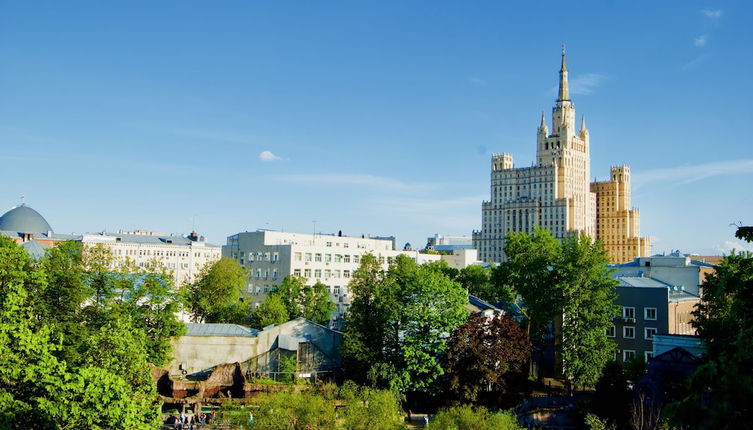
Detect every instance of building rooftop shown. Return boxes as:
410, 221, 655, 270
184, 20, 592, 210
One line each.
185, 323, 259, 338
616, 276, 699, 301
83, 232, 219, 247
0, 204, 52, 234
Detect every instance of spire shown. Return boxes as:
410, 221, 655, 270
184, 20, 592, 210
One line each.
580, 115, 588, 138
558, 44, 570, 101
540, 111, 546, 128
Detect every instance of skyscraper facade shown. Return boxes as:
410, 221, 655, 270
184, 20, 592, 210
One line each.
473, 50, 650, 263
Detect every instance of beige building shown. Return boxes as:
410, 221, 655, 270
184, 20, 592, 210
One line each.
81, 230, 221, 285
591, 166, 651, 263
473, 49, 650, 263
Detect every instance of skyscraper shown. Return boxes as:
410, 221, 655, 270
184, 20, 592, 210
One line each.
473, 49, 650, 263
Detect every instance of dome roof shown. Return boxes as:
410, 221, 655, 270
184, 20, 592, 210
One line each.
0, 204, 53, 234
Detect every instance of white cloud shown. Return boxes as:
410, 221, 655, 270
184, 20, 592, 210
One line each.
259, 150, 282, 162
272, 173, 433, 193
700, 9, 723, 19
552, 73, 606, 96
694, 34, 708, 47
713, 239, 753, 255
633, 159, 753, 189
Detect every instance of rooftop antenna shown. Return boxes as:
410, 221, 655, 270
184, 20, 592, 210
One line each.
19, 194, 25, 206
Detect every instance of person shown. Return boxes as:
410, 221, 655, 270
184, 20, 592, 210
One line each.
199, 413, 206, 426
423, 415, 429, 426
407, 409, 412, 423
248, 411, 254, 427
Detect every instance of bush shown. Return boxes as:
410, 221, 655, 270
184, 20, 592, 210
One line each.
426, 405, 522, 430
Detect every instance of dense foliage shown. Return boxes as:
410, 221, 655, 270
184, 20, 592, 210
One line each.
0, 236, 179, 428
444, 313, 530, 404
669, 250, 753, 428
342, 254, 468, 392
425, 405, 523, 430
557, 234, 619, 389
213, 383, 405, 430
494, 229, 618, 389
186, 257, 249, 323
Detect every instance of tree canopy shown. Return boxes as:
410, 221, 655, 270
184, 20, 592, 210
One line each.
186, 257, 249, 323
0, 236, 162, 428
444, 313, 530, 405
669, 249, 753, 428
343, 254, 468, 392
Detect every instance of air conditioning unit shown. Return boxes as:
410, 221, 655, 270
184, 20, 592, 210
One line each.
622, 317, 636, 323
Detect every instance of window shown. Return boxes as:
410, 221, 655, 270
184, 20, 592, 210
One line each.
293, 269, 301, 277
624, 326, 635, 339
335, 254, 342, 263
324, 269, 331, 279
304, 269, 312, 278
644, 307, 657, 320
272, 269, 277, 280
326, 242, 332, 247
645, 351, 655, 361
623, 307, 635, 319
353, 255, 360, 264
606, 325, 616, 338
334, 269, 341, 278
623, 350, 636, 361
294, 252, 302, 261
344, 270, 351, 278
315, 253, 322, 262
644, 327, 657, 340
334, 287, 340, 295
264, 252, 270, 261
344, 255, 351, 263
305, 253, 312, 262
325, 254, 332, 262
272, 252, 279, 262
314, 269, 322, 278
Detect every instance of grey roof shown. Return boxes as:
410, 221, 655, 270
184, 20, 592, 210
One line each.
0, 205, 52, 234
616, 276, 672, 288
21, 240, 49, 259
184, 323, 259, 337
616, 276, 699, 301
86, 232, 220, 247
468, 295, 500, 311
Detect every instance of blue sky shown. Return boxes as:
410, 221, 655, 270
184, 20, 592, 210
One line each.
1, 1, 751, 255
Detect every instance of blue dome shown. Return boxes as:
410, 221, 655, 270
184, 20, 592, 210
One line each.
0, 205, 53, 233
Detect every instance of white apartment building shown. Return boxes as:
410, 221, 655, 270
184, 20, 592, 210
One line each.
223, 230, 448, 317
81, 230, 222, 286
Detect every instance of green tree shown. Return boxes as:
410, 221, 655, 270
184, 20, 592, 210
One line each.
557, 234, 619, 393
423, 259, 460, 280
186, 258, 249, 323
495, 228, 562, 340
271, 276, 335, 325
0, 236, 160, 429
343, 254, 468, 391
669, 250, 753, 428
251, 294, 290, 329
457, 264, 494, 302
444, 313, 531, 405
